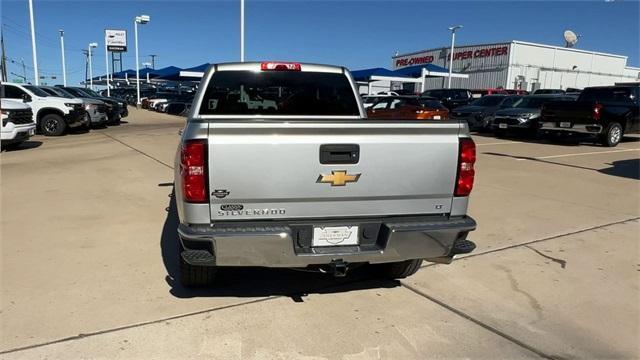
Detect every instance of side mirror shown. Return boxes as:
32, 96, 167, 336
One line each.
22, 94, 32, 103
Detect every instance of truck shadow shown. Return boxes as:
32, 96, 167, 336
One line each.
598, 159, 640, 180
160, 188, 399, 300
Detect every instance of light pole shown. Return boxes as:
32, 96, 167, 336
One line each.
88, 42, 97, 90
27, 0, 39, 85
447, 25, 462, 89
104, 32, 110, 96
240, 0, 244, 62
134, 15, 150, 107
59, 30, 67, 86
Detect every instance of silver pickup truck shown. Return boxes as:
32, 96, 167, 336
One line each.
174, 62, 477, 287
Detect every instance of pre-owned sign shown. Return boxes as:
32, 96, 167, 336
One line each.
395, 45, 509, 68
105, 29, 127, 52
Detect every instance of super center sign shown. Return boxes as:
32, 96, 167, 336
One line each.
395, 45, 509, 68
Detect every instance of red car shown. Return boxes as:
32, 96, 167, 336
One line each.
471, 88, 509, 98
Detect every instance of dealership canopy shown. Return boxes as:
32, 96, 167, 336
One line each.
351, 65, 468, 94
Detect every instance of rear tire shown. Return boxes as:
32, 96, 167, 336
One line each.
600, 122, 623, 147
378, 259, 423, 279
40, 114, 66, 136
178, 242, 216, 288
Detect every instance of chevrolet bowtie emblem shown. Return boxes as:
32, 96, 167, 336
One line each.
317, 170, 361, 186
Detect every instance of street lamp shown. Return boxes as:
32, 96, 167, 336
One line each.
88, 42, 97, 90
104, 32, 110, 97
447, 25, 462, 89
59, 30, 67, 86
28, 0, 39, 85
134, 14, 150, 107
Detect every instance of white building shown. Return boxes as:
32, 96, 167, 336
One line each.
391, 40, 640, 92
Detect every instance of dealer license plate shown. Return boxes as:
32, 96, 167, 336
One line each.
559, 122, 572, 128
312, 226, 359, 247
499, 123, 508, 129
432, 115, 441, 120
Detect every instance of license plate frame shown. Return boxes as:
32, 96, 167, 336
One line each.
559, 122, 572, 128
312, 226, 359, 247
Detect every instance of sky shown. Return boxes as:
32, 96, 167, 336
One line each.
2, 0, 639, 86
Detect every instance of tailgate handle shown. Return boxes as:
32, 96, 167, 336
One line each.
320, 144, 359, 164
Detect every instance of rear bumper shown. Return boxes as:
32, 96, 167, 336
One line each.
540, 122, 603, 135
492, 118, 535, 130
178, 216, 476, 267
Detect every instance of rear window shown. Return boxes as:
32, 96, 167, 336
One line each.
418, 99, 446, 109
199, 71, 359, 116
579, 88, 633, 103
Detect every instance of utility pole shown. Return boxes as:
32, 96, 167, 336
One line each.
149, 54, 157, 69
28, 0, 39, 85
21, 58, 27, 83
0, 29, 7, 82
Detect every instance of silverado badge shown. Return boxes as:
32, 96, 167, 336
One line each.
317, 170, 361, 186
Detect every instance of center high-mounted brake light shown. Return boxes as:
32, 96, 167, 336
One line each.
181, 140, 207, 203
593, 103, 603, 121
260, 62, 301, 71
455, 138, 476, 197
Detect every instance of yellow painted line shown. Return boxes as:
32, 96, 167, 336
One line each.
516, 148, 640, 161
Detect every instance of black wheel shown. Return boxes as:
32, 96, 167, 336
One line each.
178, 242, 216, 287
40, 114, 66, 136
377, 259, 423, 279
600, 122, 623, 147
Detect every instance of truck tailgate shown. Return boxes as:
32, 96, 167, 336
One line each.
208, 121, 461, 220
543, 102, 593, 124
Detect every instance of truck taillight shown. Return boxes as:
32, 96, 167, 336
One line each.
455, 138, 476, 197
261, 62, 301, 71
181, 140, 207, 203
593, 103, 602, 121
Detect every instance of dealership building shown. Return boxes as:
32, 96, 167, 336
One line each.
390, 40, 640, 92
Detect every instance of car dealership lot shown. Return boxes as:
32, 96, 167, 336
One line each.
1, 109, 638, 359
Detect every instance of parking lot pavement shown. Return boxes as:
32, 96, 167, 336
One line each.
406, 219, 640, 359
1, 108, 639, 358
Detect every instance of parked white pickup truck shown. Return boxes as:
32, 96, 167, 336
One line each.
174, 62, 477, 287
1, 98, 36, 147
1, 83, 86, 136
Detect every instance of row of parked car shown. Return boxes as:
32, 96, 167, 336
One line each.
101, 87, 196, 116
362, 84, 639, 147
1, 83, 128, 148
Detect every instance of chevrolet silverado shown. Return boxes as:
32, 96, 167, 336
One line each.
174, 62, 477, 287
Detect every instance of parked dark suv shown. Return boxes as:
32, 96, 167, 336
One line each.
420, 88, 473, 110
